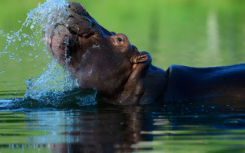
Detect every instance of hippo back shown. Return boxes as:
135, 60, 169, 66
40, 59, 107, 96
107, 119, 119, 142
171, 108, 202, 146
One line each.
164, 64, 245, 102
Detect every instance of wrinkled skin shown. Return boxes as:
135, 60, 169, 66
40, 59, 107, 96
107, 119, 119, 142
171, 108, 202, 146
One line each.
46, 2, 245, 105
45, 2, 167, 105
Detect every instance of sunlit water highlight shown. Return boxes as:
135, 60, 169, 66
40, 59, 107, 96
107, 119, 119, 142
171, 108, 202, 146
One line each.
0, 0, 97, 109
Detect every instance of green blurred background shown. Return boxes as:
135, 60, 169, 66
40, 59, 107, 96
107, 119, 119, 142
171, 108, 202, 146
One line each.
0, 0, 245, 97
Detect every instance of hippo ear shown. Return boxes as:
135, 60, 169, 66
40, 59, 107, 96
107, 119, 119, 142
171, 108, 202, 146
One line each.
135, 54, 149, 63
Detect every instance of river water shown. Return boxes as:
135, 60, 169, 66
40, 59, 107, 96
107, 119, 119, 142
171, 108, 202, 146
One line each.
1, 0, 245, 152
0, 100, 245, 153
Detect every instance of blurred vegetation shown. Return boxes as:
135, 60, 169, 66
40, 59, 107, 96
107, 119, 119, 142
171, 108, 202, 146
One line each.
0, 0, 245, 95
0, 1, 245, 152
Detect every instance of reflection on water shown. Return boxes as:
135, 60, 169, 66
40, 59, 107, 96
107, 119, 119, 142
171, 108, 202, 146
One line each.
0, 99, 245, 153
0, 0, 245, 152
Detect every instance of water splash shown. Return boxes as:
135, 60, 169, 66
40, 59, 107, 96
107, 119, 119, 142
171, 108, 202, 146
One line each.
1, 59, 97, 109
0, 0, 98, 108
23, 60, 97, 106
24, 60, 77, 99
1, 0, 69, 57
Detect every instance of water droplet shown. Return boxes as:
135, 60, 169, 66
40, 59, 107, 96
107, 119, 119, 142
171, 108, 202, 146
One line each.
30, 25, 35, 30
22, 34, 28, 38
9, 55, 15, 59
29, 53, 33, 56
46, 52, 50, 58
0, 29, 3, 34
35, 55, 39, 58
18, 20, 21, 23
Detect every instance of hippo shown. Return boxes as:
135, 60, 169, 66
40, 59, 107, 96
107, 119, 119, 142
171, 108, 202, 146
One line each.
45, 1, 245, 105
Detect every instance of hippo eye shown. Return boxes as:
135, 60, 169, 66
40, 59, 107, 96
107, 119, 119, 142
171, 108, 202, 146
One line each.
117, 38, 123, 43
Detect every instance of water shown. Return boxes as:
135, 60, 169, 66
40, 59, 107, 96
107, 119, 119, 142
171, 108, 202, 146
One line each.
1, 0, 245, 152
0, 0, 97, 107
2, 0, 68, 54
0, 104, 245, 153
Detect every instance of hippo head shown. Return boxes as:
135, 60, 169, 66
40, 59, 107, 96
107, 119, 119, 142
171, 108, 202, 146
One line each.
45, 2, 155, 104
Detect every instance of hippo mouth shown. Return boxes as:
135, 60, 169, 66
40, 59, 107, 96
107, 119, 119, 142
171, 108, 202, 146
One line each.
45, 1, 113, 66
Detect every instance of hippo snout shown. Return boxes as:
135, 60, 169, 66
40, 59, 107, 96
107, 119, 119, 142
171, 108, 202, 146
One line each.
45, 2, 97, 64
45, 1, 115, 61
61, 2, 95, 37
67, 2, 88, 17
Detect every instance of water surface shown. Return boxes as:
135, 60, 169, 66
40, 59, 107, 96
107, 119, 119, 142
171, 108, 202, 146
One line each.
0, 0, 245, 152
0, 102, 245, 153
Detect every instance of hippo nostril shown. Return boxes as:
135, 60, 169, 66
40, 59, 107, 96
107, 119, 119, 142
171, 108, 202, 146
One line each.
68, 5, 71, 8
83, 10, 89, 16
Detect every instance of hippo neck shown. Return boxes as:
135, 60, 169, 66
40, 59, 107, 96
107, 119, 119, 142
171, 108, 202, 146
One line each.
101, 63, 168, 105
138, 65, 168, 105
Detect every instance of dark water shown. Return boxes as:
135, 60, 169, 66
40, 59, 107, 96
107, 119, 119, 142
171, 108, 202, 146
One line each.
1, 0, 245, 152
1, 97, 245, 153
